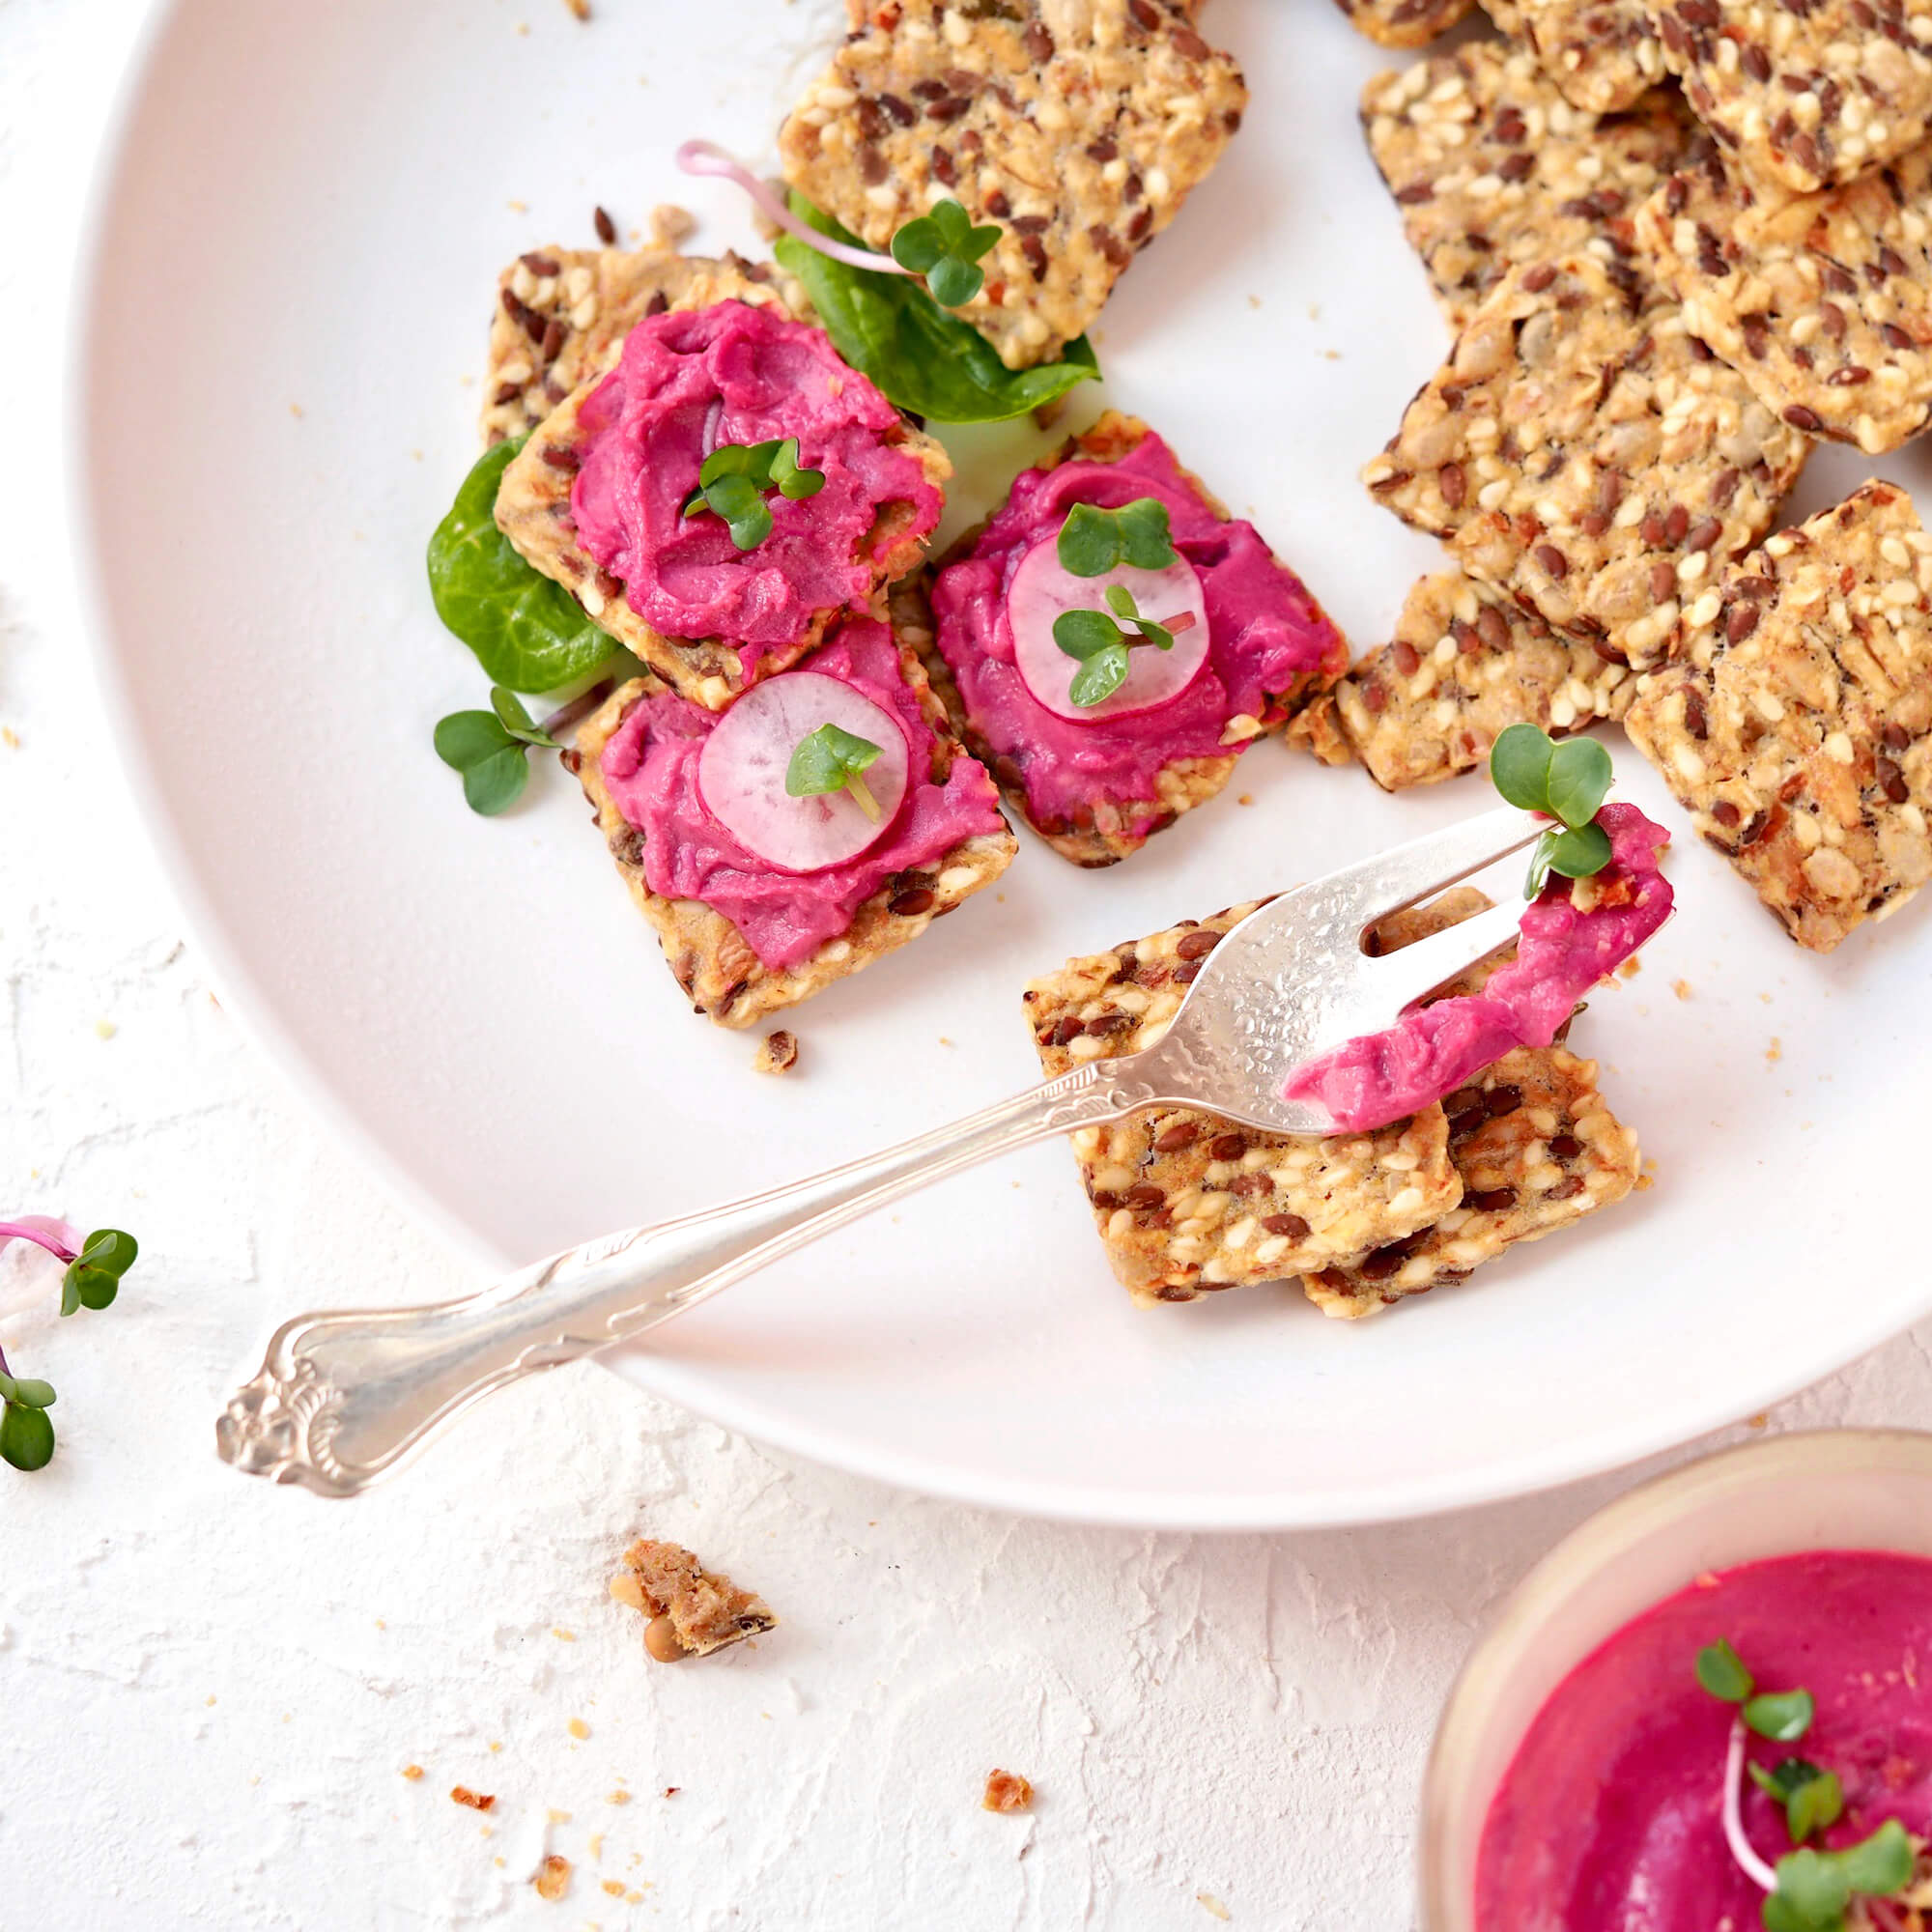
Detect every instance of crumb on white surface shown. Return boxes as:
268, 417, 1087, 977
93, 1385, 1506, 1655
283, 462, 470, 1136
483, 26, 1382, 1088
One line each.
1198, 1895, 1233, 1921
982, 1770, 1033, 1813
1672, 979, 1691, 1001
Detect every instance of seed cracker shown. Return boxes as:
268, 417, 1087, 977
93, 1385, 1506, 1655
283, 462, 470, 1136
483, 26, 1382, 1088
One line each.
1330, 0, 1477, 47
1288, 569, 1634, 790
1508, 0, 1667, 114
1302, 1043, 1641, 1316
1634, 141, 1932, 456
1652, 0, 1932, 195
613, 1540, 776, 1657
1361, 43, 1692, 329
777, 1, 1246, 371
571, 605, 1016, 1028
496, 274, 952, 711
1362, 253, 1811, 671
1025, 902, 1462, 1305
1624, 479, 1932, 952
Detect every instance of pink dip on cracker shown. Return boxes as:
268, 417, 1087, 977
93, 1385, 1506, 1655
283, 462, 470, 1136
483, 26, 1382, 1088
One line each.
571, 302, 942, 667
928, 433, 1346, 835
1286, 805, 1673, 1131
597, 619, 1004, 972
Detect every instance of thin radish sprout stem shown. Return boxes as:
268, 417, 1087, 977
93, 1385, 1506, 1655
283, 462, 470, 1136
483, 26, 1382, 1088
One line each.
0, 1221, 77, 1264
1724, 1716, 1779, 1893
538, 678, 615, 743
674, 141, 907, 276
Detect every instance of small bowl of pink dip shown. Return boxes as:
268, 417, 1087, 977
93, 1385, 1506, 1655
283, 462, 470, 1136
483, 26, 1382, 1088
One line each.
1422, 1432, 1932, 1931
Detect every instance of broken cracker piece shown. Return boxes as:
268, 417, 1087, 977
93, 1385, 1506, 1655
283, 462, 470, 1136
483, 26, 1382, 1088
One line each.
754, 1030, 800, 1075
1330, 0, 1477, 47
983, 1770, 1035, 1813
613, 1539, 778, 1659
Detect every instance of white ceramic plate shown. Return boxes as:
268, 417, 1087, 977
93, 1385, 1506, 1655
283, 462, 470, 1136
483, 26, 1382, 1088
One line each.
72, 0, 1932, 1528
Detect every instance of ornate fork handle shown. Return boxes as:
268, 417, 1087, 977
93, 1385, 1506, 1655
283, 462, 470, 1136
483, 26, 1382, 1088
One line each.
216, 1056, 1173, 1496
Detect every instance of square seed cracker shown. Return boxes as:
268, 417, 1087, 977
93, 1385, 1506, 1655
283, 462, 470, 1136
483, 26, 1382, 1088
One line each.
1634, 142, 1932, 456
1361, 253, 1811, 671
571, 602, 1016, 1028
496, 270, 952, 711
1025, 901, 1463, 1306
1302, 1043, 1641, 1316
1288, 569, 1634, 790
1624, 479, 1932, 952
1652, 0, 1932, 195
1330, 0, 1478, 47
1362, 43, 1692, 329
1509, 0, 1667, 114
777, 1, 1246, 371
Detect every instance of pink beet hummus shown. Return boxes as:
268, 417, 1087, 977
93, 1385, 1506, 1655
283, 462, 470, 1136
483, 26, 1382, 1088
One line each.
598, 618, 1004, 972
1285, 804, 1673, 1131
1478, 1550, 1932, 1932
927, 433, 1347, 835
571, 301, 942, 668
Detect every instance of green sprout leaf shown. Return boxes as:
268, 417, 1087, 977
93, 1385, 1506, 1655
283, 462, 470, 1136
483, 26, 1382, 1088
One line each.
769, 438, 827, 501
1766, 1850, 1852, 1932
60, 1228, 137, 1319
891, 199, 1002, 308
0, 1374, 55, 1409
435, 687, 565, 816
1054, 609, 1126, 661
490, 687, 559, 750
681, 439, 821, 548
1835, 1819, 1915, 1897
1068, 645, 1132, 709
0, 1400, 54, 1473
1746, 1690, 1817, 1745
1749, 1760, 1845, 1844
777, 195, 1098, 424
1490, 722, 1557, 815
1102, 583, 1175, 651
1056, 498, 1179, 578
1546, 736, 1615, 830
785, 722, 886, 822
426, 437, 615, 695
1538, 819, 1614, 885
1697, 1639, 1757, 1704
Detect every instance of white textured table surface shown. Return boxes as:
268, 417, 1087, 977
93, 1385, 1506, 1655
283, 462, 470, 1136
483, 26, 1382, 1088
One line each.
6, 4, 1932, 1928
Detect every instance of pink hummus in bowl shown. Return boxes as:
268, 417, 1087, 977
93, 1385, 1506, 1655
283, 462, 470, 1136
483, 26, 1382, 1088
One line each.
927, 431, 1346, 839
598, 618, 1005, 972
571, 301, 943, 669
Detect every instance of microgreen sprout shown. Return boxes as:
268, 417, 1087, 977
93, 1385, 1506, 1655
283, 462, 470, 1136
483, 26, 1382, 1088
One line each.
682, 439, 827, 552
889, 199, 1003, 308
786, 722, 885, 823
0, 1216, 139, 1472
435, 687, 560, 815
1698, 1637, 1921, 1931
1053, 584, 1199, 708
1056, 499, 1179, 579
1488, 723, 1616, 896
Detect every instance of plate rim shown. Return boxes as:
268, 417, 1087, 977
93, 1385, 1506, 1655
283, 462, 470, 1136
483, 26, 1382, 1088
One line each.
61, 0, 1930, 1530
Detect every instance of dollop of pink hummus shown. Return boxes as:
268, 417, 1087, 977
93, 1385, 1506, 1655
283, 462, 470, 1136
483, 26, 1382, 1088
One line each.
1285, 804, 1673, 1130
571, 301, 942, 667
927, 433, 1347, 836
598, 618, 1005, 972
1477, 1549, 1932, 1932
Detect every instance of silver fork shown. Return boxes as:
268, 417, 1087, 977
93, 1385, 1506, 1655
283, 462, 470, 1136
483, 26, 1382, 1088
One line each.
216, 805, 1542, 1496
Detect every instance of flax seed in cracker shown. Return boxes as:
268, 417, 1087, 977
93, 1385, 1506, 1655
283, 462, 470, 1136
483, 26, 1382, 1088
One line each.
1330, 0, 1477, 47
1289, 570, 1634, 790
572, 613, 1015, 1029
496, 277, 952, 710
1025, 903, 1463, 1306
1652, 0, 1932, 196
1361, 254, 1810, 671
1635, 142, 1932, 457
777, 1, 1245, 372
1361, 43, 1691, 332
1508, 0, 1667, 114
1302, 1045, 1641, 1317
1624, 480, 1932, 952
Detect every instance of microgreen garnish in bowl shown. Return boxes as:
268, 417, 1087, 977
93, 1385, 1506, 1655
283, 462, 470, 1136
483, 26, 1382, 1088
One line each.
1488, 723, 1617, 896
785, 722, 885, 823
1055, 498, 1179, 578
0, 1217, 139, 1472
889, 199, 1002, 309
682, 439, 827, 552
1696, 1637, 1919, 1930
1053, 585, 1198, 709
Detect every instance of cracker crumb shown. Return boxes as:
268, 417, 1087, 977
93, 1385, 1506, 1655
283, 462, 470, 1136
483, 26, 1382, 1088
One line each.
1618, 957, 1641, 979
650, 203, 696, 248
507, 198, 528, 213
1032, 397, 1068, 434
1672, 979, 1692, 1001
1748, 1412, 1770, 1430
753, 1030, 799, 1075
981, 1770, 1034, 1814
1198, 1896, 1233, 1922
562, 0, 590, 17
533, 1854, 572, 1902
288, 403, 303, 419
552, 1627, 577, 1642
401, 1765, 424, 1781
607, 1790, 632, 1805
592, 204, 617, 245
1767, 1037, 1782, 1065
603, 1879, 626, 1898
547, 1809, 573, 1826
450, 1786, 495, 1812
1247, 295, 1262, 310
95, 1019, 117, 1039
613, 1539, 778, 1660
568, 1718, 590, 1740
663, 1786, 680, 1799
1, 727, 17, 749
1237, 793, 1254, 806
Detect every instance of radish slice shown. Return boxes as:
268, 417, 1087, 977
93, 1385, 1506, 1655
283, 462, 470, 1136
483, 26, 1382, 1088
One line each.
1008, 537, 1211, 723
697, 671, 911, 873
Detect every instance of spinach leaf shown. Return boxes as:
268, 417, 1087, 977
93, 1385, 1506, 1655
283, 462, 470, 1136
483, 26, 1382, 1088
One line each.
426, 438, 617, 695
775, 196, 1099, 425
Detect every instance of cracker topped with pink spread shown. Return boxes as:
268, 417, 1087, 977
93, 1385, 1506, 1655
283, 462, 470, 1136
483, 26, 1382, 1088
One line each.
924, 412, 1347, 867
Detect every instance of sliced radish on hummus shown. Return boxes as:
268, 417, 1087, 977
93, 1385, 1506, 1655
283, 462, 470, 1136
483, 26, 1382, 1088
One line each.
696, 671, 910, 872
1008, 537, 1210, 723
